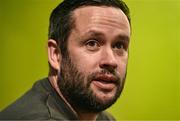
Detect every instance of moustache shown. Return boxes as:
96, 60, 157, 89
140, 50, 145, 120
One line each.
89, 69, 121, 85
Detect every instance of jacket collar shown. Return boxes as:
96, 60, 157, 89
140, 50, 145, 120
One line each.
42, 78, 78, 120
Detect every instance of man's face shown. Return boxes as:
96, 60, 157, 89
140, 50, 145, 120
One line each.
58, 6, 130, 112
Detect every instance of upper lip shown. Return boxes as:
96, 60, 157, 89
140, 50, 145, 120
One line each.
93, 74, 118, 84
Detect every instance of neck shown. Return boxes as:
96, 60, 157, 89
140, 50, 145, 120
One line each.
77, 111, 98, 121
48, 75, 99, 121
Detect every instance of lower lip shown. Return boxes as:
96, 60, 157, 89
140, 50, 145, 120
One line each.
92, 80, 115, 91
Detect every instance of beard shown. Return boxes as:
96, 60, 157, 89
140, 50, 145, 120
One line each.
57, 54, 126, 113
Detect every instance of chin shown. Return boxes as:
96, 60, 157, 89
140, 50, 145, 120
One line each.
93, 89, 118, 104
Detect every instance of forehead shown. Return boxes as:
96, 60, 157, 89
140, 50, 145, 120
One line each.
73, 5, 127, 19
72, 6, 130, 36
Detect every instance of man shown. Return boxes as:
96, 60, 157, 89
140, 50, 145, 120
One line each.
0, 0, 131, 120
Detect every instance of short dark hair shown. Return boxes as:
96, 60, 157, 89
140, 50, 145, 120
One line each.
48, 0, 130, 56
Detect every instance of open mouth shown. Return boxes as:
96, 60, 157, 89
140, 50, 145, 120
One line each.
91, 74, 118, 91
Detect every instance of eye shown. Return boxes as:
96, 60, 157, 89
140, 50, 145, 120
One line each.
113, 41, 127, 55
113, 41, 125, 50
85, 39, 100, 51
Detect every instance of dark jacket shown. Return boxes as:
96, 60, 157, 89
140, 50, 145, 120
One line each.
0, 78, 115, 120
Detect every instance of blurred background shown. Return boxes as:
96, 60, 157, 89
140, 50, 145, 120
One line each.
0, 0, 179, 120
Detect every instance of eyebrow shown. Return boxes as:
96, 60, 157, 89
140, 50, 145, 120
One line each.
82, 29, 130, 42
85, 30, 104, 38
115, 34, 130, 43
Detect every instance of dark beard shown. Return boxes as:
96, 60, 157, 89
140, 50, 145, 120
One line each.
57, 55, 126, 113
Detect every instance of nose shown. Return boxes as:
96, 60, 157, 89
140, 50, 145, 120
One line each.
99, 48, 118, 72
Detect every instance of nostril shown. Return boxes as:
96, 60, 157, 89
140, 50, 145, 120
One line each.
99, 63, 117, 73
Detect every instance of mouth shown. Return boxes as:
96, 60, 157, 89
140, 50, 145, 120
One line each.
91, 75, 118, 91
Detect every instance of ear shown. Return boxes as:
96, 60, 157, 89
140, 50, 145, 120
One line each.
48, 39, 61, 71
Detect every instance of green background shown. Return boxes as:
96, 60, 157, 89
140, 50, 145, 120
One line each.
0, 0, 179, 120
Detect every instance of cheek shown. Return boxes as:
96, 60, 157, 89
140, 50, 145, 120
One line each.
70, 53, 98, 74
120, 63, 127, 76
117, 57, 128, 78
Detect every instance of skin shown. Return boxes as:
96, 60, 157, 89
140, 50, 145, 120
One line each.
48, 6, 131, 121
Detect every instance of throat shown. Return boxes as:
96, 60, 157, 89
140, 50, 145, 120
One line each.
77, 110, 98, 121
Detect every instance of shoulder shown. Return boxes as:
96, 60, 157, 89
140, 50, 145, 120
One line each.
97, 111, 116, 121
0, 78, 51, 120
